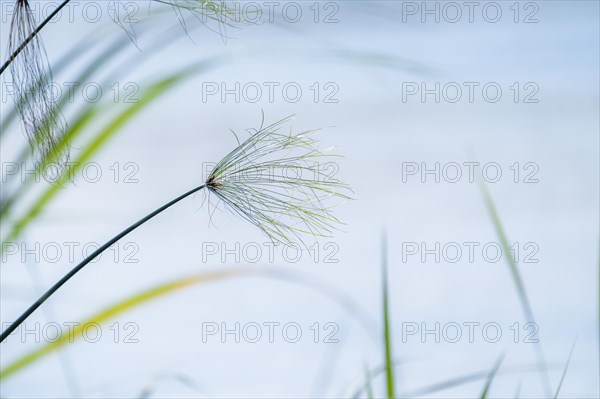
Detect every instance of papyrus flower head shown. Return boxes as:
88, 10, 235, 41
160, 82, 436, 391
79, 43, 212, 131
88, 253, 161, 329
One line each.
205, 116, 352, 245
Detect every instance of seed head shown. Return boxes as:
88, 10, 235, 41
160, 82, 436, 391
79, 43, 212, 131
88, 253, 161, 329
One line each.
205, 115, 352, 246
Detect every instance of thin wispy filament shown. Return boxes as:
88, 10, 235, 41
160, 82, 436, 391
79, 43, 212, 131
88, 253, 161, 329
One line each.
206, 115, 352, 246
7, 0, 68, 166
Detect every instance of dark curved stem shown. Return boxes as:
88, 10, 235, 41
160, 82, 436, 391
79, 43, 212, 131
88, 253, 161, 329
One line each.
0, 184, 206, 343
0, 0, 71, 76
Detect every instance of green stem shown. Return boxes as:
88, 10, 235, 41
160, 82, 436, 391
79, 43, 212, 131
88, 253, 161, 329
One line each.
0, 184, 206, 343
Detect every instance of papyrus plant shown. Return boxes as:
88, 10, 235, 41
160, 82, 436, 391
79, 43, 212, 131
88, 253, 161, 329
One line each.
0, 115, 351, 343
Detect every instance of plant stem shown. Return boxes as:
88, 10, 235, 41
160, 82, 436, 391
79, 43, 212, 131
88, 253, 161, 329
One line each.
0, 184, 206, 343
0, 0, 71, 76
382, 228, 395, 399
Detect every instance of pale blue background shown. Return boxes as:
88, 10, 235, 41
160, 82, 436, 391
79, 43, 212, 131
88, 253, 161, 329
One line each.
1, 1, 598, 397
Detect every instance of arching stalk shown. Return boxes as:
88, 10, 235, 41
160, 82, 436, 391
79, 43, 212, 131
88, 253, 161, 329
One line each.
0, 184, 206, 342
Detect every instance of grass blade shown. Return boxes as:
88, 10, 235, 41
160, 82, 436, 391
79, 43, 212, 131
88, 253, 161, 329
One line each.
514, 379, 523, 398
349, 361, 546, 398
480, 353, 506, 399
364, 363, 375, 399
553, 339, 577, 398
480, 183, 534, 323
382, 229, 395, 398
479, 182, 551, 394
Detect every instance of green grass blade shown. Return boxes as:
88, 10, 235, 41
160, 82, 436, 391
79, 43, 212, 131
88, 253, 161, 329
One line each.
553, 339, 576, 398
349, 361, 546, 398
364, 364, 375, 399
479, 182, 551, 394
348, 358, 399, 399
382, 229, 395, 399
480, 183, 534, 321
480, 353, 506, 399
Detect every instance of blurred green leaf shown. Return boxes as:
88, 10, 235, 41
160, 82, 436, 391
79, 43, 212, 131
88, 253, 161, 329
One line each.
479, 182, 551, 394
382, 229, 395, 399
0, 268, 249, 380
364, 364, 375, 399
480, 353, 505, 399
350, 361, 547, 398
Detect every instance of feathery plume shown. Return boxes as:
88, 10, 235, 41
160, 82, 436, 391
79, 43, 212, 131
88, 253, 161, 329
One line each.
205, 115, 352, 246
